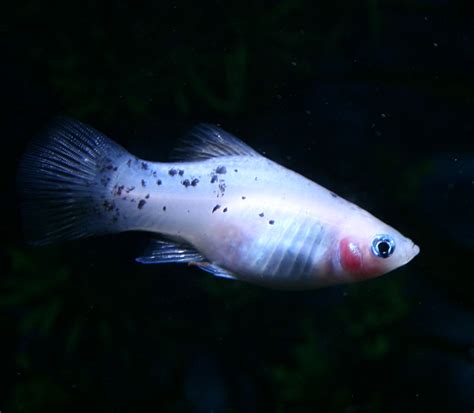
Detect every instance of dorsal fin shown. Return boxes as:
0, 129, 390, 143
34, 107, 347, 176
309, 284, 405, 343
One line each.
171, 124, 260, 161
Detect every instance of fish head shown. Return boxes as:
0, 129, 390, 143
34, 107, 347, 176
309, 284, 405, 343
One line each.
333, 212, 420, 283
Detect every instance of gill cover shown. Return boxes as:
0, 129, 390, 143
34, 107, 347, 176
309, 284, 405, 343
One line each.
339, 238, 363, 274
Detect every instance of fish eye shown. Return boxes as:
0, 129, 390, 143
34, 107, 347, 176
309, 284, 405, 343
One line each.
371, 235, 395, 258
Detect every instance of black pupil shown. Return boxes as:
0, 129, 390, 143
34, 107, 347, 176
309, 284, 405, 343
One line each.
378, 241, 390, 256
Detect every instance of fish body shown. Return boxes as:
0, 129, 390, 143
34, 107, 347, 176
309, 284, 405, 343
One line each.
18, 118, 419, 289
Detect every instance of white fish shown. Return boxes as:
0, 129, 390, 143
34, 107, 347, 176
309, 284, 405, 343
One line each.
18, 117, 420, 290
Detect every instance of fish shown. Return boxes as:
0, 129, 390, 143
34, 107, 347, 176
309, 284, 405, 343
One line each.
17, 117, 420, 290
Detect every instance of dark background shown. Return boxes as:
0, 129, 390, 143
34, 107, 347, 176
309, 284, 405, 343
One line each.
1, 1, 473, 412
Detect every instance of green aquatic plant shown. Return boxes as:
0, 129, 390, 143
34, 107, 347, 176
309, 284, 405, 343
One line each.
271, 319, 350, 411
7, 375, 70, 412
336, 278, 409, 360
270, 277, 410, 411
6, 0, 385, 119
1, 248, 71, 365
1, 245, 140, 364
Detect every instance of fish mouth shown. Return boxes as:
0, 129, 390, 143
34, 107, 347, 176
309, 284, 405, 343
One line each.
401, 240, 420, 265
412, 243, 420, 256
407, 240, 420, 262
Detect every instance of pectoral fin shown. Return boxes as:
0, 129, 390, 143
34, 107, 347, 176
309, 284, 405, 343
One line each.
136, 239, 238, 281
188, 261, 238, 280
136, 239, 204, 264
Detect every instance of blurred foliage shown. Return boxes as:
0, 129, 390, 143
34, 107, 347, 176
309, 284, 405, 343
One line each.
270, 278, 409, 412
1, 245, 140, 411
1, 248, 71, 366
1, 246, 136, 357
336, 278, 409, 360
3, 0, 386, 119
8, 375, 70, 413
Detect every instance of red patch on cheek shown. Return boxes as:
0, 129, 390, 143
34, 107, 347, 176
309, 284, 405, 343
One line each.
339, 238, 363, 275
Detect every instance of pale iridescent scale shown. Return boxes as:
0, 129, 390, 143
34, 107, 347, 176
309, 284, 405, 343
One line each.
108, 154, 343, 288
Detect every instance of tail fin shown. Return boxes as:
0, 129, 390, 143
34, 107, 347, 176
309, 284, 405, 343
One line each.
17, 117, 130, 245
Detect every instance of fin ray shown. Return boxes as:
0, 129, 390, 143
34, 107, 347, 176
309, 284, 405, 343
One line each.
17, 116, 129, 245
196, 263, 238, 280
136, 239, 205, 264
136, 239, 238, 281
171, 124, 260, 161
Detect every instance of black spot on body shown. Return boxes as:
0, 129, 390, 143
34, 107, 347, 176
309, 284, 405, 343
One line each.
259, 212, 264, 217
103, 200, 115, 212
141, 179, 146, 187
241, 196, 246, 200
138, 200, 146, 209
115, 185, 124, 196
223, 207, 228, 213
234, 169, 238, 173
163, 206, 167, 211
127, 159, 132, 167
191, 178, 199, 186
145, 194, 150, 199
218, 182, 226, 195
157, 179, 162, 185
330, 191, 338, 198
113, 166, 118, 171
169, 169, 177, 176
178, 169, 184, 176
212, 204, 220, 213
126, 186, 135, 193
269, 220, 275, 225
210, 175, 218, 184
152, 171, 157, 177
216, 166, 227, 174
182, 179, 190, 188
141, 162, 149, 170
